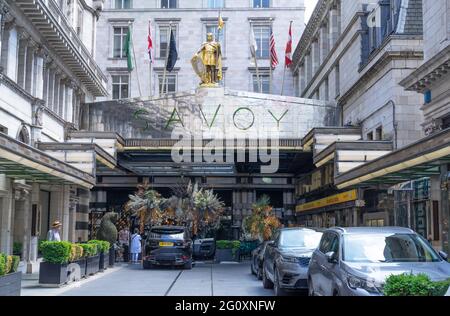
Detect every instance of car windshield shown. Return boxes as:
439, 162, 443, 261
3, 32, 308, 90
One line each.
343, 233, 441, 263
150, 228, 184, 240
279, 230, 323, 249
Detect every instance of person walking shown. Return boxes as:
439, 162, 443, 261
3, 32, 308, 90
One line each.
130, 228, 142, 264
47, 220, 62, 241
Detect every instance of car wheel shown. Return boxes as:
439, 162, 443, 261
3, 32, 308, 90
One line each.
308, 277, 315, 296
273, 267, 286, 296
262, 265, 274, 289
251, 258, 257, 275
184, 260, 193, 270
143, 261, 153, 270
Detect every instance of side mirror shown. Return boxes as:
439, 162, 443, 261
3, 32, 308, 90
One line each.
326, 251, 338, 264
439, 251, 448, 261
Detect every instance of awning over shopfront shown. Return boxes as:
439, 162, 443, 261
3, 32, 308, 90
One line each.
335, 128, 450, 189
0, 133, 95, 189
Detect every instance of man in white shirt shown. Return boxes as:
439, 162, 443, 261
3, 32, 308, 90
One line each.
47, 220, 62, 241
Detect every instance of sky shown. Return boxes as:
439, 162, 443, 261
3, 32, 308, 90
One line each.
305, 0, 319, 24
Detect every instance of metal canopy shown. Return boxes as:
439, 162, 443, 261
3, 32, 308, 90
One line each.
335, 128, 450, 189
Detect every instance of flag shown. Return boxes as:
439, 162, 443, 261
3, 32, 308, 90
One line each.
166, 28, 178, 72
148, 21, 153, 63
124, 25, 134, 71
218, 11, 224, 31
285, 22, 293, 68
249, 27, 258, 58
270, 30, 279, 69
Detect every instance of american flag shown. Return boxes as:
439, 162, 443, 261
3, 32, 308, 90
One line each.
148, 20, 153, 63
285, 22, 293, 67
270, 29, 279, 69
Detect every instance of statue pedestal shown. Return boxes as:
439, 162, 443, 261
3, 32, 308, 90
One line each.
196, 86, 224, 98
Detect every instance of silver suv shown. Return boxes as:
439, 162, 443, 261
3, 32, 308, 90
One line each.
308, 227, 450, 296
262, 228, 323, 296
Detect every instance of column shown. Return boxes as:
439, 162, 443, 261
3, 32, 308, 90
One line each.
0, 175, 14, 254
53, 72, 60, 114
0, 2, 9, 66
305, 53, 312, 84
62, 185, 70, 241
12, 180, 32, 265
33, 47, 45, 99
441, 164, 449, 253
329, 2, 341, 48
66, 81, 74, 123
76, 188, 90, 242
312, 39, 320, 75
24, 40, 37, 94
68, 187, 79, 242
28, 183, 40, 273
300, 64, 306, 94
16, 29, 29, 89
58, 76, 66, 118
320, 22, 330, 63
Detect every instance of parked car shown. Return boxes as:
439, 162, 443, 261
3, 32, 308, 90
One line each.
251, 241, 270, 280
143, 226, 193, 270
308, 227, 450, 296
262, 228, 323, 296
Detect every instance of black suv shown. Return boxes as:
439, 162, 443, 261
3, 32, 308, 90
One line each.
143, 226, 193, 269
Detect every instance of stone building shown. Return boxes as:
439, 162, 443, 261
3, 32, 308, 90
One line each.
0, 0, 108, 272
291, 0, 427, 231
95, 0, 305, 100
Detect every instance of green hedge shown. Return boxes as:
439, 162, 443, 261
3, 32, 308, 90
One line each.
0, 253, 6, 276
88, 240, 110, 253
216, 240, 241, 250
10, 255, 20, 273
40, 241, 72, 264
80, 243, 98, 257
384, 273, 450, 296
0, 253, 21, 275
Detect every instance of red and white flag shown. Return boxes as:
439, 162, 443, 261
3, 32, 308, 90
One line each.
148, 20, 153, 63
270, 29, 279, 69
285, 22, 293, 68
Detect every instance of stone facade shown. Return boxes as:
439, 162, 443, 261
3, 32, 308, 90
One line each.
95, 0, 305, 100
0, 0, 107, 270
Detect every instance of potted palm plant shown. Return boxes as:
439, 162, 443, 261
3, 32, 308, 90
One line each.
39, 241, 72, 286
242, 195, 281, 242
0, 253, 21, 295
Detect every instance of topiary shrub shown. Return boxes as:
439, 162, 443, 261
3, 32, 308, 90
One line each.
69, 244, 84, 262
80, 243, 98, 257
384, 273, 450, 296
5, 255, 12, 274
97, 212, 118, 245
88, 240, 110, 253
40, 241, 72, 264
0, 253, 6, 276
10, 256, 20, 273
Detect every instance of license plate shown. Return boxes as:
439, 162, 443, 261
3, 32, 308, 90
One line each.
159, 242, 174, 247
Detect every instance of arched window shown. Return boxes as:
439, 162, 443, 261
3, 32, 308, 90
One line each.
17, 125, 30, 145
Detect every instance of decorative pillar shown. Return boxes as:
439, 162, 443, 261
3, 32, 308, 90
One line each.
16, 28, 30, 89
329, 2, 341, 49
0, 1, 9, 69
62, 185, 71, 241
76, 188, 90, 242
12, 180, 31, 264
53, 71, 61, 114
24, 39, 38, 94
28, 183, 40, 273
0, 174, 13, 254
33, 46, 46, 99
320, 22, 329, 63
312, 38, 320, 75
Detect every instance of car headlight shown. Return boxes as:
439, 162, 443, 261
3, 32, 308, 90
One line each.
280, 255, 298, 263
347, 274, 380, 294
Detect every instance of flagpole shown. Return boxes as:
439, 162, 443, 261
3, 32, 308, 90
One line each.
250, 22, 261, 93
162, 23, 172, 95
149, 20, 153, 98
269, 20, 273, 95
130, 22, 142, 98
281, 66, 286, 96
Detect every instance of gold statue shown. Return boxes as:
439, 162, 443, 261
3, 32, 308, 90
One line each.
191, 33, 222, 87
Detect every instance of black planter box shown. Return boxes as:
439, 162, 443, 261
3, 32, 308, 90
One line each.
39, 262, 68, 286
215, 249, 240, 263
68, 258, 86, 280
109, 247, 115, 267
99, 252, 106, 272
0, 272, 22, 296
86, 255, 100, 276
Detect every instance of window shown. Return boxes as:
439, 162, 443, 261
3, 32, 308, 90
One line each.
335, 64, 340, 96
158, 73, 177, 93
115, 0, 131, 9
0, 125, 7, 134
253, 0, 269, 8
252, 73, 270, 93
161, 0, 177, 8
366, 219, 385, 227
253, 25, 270, 59
319, 233, 332, 253
113, 27, 128, 58
324, 77, 329, 101
76, 7, 83, 37
367, 131, 374, 140
207, 0, 224, 8
376, 126, 383, 140
424, 90, 432, 104
112, 75, 130, 99
159, 26, 177, 58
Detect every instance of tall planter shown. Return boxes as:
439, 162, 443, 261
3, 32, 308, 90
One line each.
215, 249, 240, 263
0, 272, 22, 296
39, 262, 68, 286
68, 258, 86, 280
99, 252, 106, 272
109, 247, 115, 267
86, 255, 100, 276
